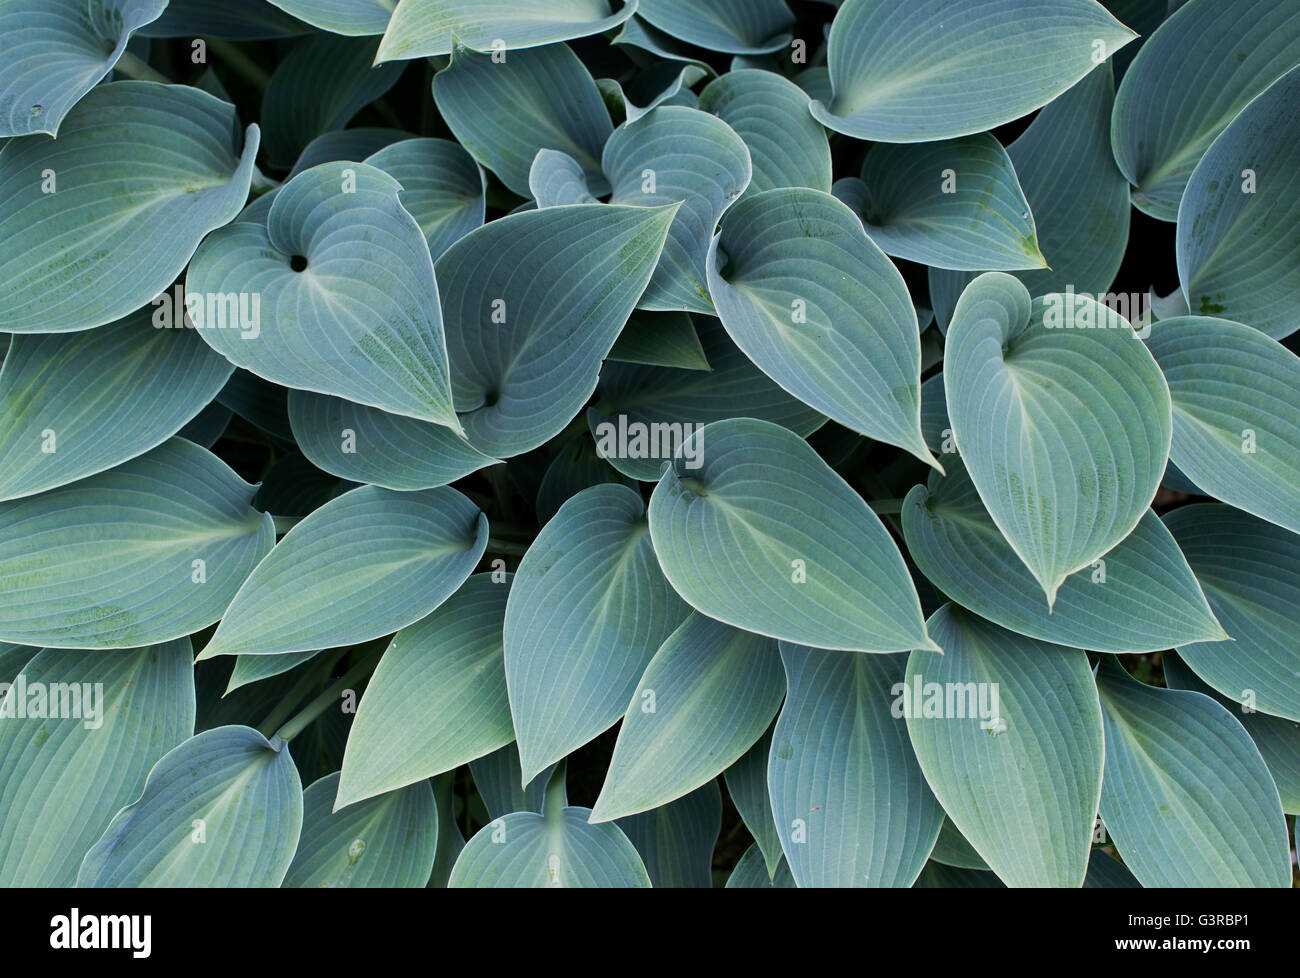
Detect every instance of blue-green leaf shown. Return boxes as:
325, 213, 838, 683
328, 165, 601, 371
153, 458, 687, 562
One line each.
637, 0, 793, 54
615, 781, 721, 887
0, 82, 258, 334
365, 138, 486, 258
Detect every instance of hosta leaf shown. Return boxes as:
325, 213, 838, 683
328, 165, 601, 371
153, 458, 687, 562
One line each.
536, 437, 633, 525
591, 613, 784, 821
637, 0, 793, 54
607, 311, 709, 371
914, 862, 1005, 888
226, 650, 321, 694
724, 726, 783, 877
429, 773, 463, 887
433, 42, 612, 198
0, 438, 273, 649
529, 149, 601, 208
1164, 505, 1300, 723
0, 81, 259, 334
1096, 659, 1291, 887
1111, 0, 1300, 220
178, 402, 233, 449
612, 14, 713, 67
0, 639, 195, 886
1164, 652, 1300, 815
929, 64, 1129, 330
615, 781, 721, 887
726, 843, 796, 888
1176, 65, 1300, 339
1146, 317, 1300, 532
648, 418, 936, 653
449, 768, 651, 887
906, 606, 1103, 888
0, 0, 167, 137
435, 203, 676, 458
834, 135, 1044, 271
377, 0, 637, 62
285, 773, 437, 888
0, 643, 36, 684
189, 161, 461, 429
901, 458, 1225, 654
810, 0, 1136, 142
697, 70, 831, 197
0, 308, 234, 501
77, 725, 303, 887
505, 485, 688, 783
267, 0, 396, 35
288, 391, 496, 491
365, 138, 485, 259
611, 62, 708, 126
289, 128, 410, 179
261, 34, 402, 167
601, 105, 751, 313
218, 370, 295, 443
589, 316, 826, 481
199, 485, 487, 659
944, 273, 1172, 604
338, 575, 513, 807
770, 643, 942, 888
707, 187, 937, 467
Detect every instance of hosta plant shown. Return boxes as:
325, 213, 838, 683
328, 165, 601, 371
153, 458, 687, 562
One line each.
0, 0, 1297, 890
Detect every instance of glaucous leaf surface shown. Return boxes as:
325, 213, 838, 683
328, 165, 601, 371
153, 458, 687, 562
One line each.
1175, 65, 1300, 339
199, 485, 487, 658
338, 574, 513, 807
188, 161, 461, 429
0, 0, 167, 137
944, 273, 1172, 604
770, 643, 943, 887
1110, 0, 1300, 220
615, 781, 721, 888
505, 485, 688, 783
906, 607, 1103, 888
591, 613, 784, 821
1096, 659, 1291, 888
636, 0, 793, 54
267, 0, 397, 36
285, 773, 437, 887
707, 188, 937, 466
365, 138, 485, 258
648, 419, 936, 653
0, 640, 195, 886
810, 0, 1136, 142
0, 439, 274, 650
0, 82, 259, 334
0, 309, 234, 501
377, 0, 637, 61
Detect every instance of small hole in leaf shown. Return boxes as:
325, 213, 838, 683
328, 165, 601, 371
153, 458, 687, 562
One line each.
289, 255, 308, 272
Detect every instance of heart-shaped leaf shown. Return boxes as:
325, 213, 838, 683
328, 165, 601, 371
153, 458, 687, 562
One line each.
505, 485, 689, 783
338, 574, 513, 807
810, 0, 1136, 142
77, 725, 303, 887
0, 81, 259, 334
906, 606, 1103, 888
944, 272, 1172, 604
834, 135, 1044, 271
0, 438, 274, 650
770, 642, 943, 887
199, 485, 487, 659
188, 161, 461, 429
591, 612, 784, 821
648, 418, 936, 653
707, 187, 937, 467
435, 202, 676, 458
